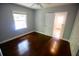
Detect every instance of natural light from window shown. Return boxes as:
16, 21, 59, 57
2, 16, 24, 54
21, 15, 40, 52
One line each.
18, 40, 29, 55
13, 13, 27, 30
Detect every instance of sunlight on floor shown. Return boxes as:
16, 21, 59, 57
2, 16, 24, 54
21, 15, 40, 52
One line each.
50, 41, 59, 54
18, 40, 29, 55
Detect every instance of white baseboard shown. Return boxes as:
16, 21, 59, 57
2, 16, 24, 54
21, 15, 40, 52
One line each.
0, 31, 34, 44
35, 31, 51, 37
35, 31, 70, 42
0, 30, 69, 44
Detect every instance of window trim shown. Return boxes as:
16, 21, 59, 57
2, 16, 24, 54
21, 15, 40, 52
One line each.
12, 11, 27, 30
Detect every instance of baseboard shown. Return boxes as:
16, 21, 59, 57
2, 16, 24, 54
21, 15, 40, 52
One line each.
36, 31, 69, 41
1, 30, 69, 44
0, 31, 34, 44
35, 31, 52, 37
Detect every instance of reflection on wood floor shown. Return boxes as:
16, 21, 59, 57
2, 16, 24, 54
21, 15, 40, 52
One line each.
0, 32, 71, 56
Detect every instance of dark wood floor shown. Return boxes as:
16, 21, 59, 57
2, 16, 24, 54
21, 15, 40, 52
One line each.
0, 32, 71, 56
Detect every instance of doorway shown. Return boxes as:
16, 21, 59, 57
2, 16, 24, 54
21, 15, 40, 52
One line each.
52, 12, 68, 39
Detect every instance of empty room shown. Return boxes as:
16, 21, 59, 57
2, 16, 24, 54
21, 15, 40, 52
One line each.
0, 3, 79, 56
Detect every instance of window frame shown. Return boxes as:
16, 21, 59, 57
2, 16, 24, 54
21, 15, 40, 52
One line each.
12, 11, 27, 30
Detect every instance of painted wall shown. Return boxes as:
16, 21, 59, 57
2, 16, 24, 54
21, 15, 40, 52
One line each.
0, 4, 35, 42
35, 4, 78, 40
69, 9, 79, 56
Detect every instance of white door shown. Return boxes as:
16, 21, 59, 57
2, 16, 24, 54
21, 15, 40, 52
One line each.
52, 12, 68, 39
44, 13, 54, 36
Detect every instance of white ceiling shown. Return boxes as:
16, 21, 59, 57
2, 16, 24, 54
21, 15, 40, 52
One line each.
16, 3, 71, 9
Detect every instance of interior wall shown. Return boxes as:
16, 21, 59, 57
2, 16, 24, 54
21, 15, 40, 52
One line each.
35, 4, 78, 40
0, 3, 35, 42
69, 9, 79, 56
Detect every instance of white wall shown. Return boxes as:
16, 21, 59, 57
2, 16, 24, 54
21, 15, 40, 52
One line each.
0, 4, 35, 42
35, 4, 78, 40
69, 9, 79, 56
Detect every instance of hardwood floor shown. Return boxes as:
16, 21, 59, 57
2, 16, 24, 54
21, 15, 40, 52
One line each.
0, 32, 71, 56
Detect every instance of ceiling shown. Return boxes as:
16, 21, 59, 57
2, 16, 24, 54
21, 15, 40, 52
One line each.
16, 3, 71, 9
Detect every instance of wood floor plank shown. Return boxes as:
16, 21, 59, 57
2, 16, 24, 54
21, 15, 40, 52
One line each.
0, 32, 71, 56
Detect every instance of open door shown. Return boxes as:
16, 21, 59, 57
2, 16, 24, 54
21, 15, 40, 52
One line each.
52, 12, 68, 39
44, 13, 54, 36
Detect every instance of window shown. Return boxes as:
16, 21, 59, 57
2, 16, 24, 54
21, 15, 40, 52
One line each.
52, 12, 67, 39
13, 12, 27, 30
